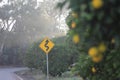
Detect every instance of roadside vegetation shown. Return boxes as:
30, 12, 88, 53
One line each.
23, 36, 80, 77
16, 69, 82, 80
23, 0, 120, 80
57, 0, 120, 80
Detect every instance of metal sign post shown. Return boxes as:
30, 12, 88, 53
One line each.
39, 38, 55, 80
46, 54, 49, 80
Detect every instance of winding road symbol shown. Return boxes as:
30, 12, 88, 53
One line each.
39, 38, 55, 54
44, 40, 49, 51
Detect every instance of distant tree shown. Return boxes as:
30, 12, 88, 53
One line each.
0, 0, 68, 66
0, 0, 68, 57
0, 0, 37, 56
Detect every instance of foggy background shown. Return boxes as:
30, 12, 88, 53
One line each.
0, 0, 68, 65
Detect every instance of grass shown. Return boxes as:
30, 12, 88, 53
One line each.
50, 77, 82, 80
16, 69, 83, 80
33, 74, 82, 80
33, 71, 83, 80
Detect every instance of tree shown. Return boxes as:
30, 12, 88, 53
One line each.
0, 0, 68, 55
0, 0, 68, 66
0, 0, 42, 65
57, 0, 120, 80
0, 0, 37, 56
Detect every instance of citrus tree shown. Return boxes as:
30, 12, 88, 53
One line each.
57, 0, 120, 80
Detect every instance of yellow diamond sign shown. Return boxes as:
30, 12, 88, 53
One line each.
39, 38, 55, 54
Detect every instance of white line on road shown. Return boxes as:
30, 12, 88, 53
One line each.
14, 74, 23, 80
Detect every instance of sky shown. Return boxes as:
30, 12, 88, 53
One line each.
0, 0, 44, 7
0, 0, 8, 7
37, 0, 44, 2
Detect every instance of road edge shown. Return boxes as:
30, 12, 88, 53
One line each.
14, 73, 24, 80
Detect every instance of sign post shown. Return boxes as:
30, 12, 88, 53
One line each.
46, 54, 49, 80
39, 37, 55, 80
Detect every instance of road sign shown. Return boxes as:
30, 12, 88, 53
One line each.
39, 37, 55, 80
39, 38, 55, 54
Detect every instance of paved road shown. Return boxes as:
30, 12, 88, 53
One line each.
0, 67, 27, 80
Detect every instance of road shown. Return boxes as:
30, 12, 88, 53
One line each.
0, 67, 27, 80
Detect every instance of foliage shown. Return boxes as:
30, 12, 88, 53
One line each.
24, 37, 79, 76
0, 0, 65, 59
57, 0, 120, 80
0, 45, 24, 65
23, 42, 44, 70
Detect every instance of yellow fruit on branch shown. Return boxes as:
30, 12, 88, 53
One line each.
92, 67, 96, 73
92, 0, 103, 9
71, 12, 78, 18
88, 47, 98, 57
71, 22, 76, 28
92, 54, 103, 63
98, 43, 106, 53
72, 34, 80, 44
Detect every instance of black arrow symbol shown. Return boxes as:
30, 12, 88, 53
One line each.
44, 40, 49, 51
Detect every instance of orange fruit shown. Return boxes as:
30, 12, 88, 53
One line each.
88, 47, 98, 57
72, 34, 80, 44
98, 43, 106, 53
71, 12, 78, 18
92, 54, 103, 63
71, 22, 76, 28
92, 0, 103, 9
92, 67, 96, 73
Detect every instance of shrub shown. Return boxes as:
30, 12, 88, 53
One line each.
57, 0, 120, 80
24, 37, 79, 76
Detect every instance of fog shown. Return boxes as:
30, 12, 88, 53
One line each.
0, 0, 68, 48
